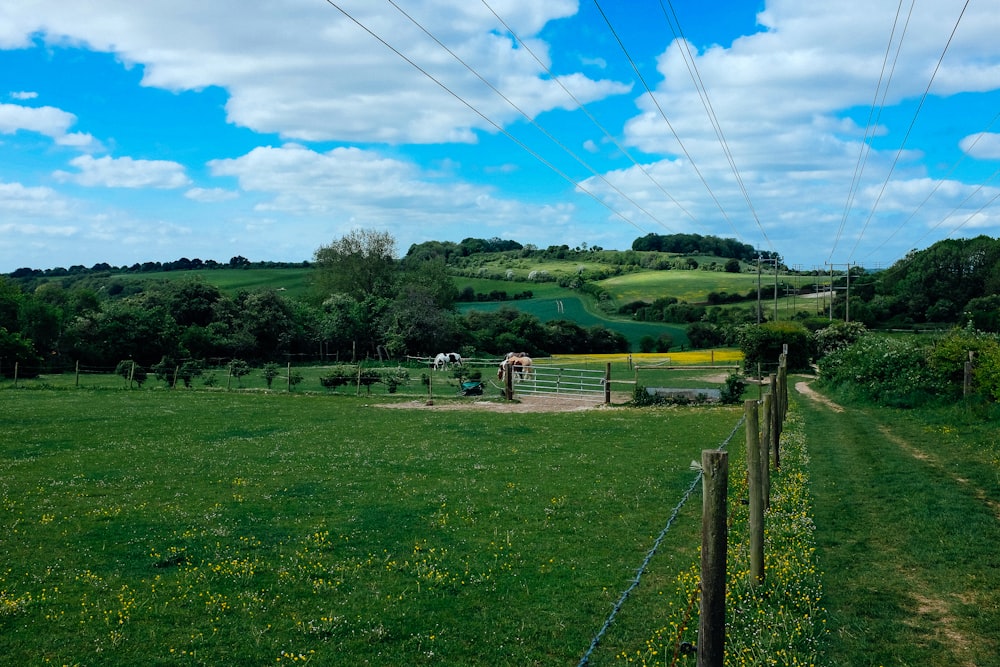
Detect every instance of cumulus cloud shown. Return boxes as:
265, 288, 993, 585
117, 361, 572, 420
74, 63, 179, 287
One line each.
0, 102, 100, 151
960, 132, 1000, 160
208, 143, 577, 243
0, 180, 75, 218
185, 187, 238, 203
0, 0, 626, 144
55, 155, 191, 189
10, 91, 37, 100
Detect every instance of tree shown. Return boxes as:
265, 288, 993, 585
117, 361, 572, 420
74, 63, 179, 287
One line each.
313, 229, 398, 301
262, 362, 281, 389
229, 359, 251, 387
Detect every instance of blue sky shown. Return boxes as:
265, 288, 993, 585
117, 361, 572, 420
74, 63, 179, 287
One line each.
2, 0, 1000, 272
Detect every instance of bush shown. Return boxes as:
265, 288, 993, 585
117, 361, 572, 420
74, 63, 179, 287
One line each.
737, 321, 813, 373
817, 335, 947, 407
719, 373, 747, 405
115, 359, 148, 388
228, 359, 251, 387
262, 362, 281, 389
814, 321, 868, 359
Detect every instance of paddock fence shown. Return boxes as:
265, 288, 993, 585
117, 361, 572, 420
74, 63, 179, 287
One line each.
503, 362, 609, 402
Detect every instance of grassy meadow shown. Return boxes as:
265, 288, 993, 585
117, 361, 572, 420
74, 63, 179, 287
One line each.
1, 381, 747, 665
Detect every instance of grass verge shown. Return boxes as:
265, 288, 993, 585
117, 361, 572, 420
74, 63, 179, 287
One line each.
613, 398, 826, 666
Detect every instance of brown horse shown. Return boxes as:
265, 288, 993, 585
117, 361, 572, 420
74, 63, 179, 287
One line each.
497, 353, 533, 382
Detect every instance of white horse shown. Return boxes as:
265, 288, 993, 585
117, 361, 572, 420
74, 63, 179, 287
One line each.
498, 353, 533, 382
433, 352, 463, 371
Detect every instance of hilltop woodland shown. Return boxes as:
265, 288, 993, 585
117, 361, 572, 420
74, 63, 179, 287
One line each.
2, 231, 1000, 403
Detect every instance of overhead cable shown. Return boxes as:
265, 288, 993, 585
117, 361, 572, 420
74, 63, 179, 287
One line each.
828, 0, 914, 263
321, 0, 649, 233
846, 0, 972, 262
385, 0, 675, 232
655, 0, 774, 252
479, 0, 702, 228
590, 0, 748, 244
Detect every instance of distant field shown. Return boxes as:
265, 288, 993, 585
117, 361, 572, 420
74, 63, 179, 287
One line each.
459, 296, 690, 348
118, 267, 315, 299
598, 270, 762, 304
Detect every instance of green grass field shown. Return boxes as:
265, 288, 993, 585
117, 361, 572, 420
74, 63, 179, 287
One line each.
117, 268, 315, 299
0, 386, 744, 665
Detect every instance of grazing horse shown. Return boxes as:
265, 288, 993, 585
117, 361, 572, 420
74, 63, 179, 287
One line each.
498, 353, 533, 382
433, 352, 463, 370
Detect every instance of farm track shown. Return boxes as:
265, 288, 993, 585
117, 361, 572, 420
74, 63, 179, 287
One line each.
795, 381, 1000, 667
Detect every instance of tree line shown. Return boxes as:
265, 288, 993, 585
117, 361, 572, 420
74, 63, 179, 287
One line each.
0, 230, 626, 378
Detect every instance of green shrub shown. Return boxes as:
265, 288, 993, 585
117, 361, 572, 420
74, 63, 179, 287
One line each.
737, 321, 813, 372
719, 373, 747, 404
817, 335, 947, 407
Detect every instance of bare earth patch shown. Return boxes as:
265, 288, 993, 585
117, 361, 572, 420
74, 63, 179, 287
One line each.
794, 380, 844, 412
374, 395, 607, 413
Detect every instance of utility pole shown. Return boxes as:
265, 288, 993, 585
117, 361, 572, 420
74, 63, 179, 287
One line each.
756, 255, 778, 322
826, 262, 853, 322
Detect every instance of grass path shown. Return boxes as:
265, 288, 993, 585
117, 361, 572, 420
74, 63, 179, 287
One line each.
794, 380, 1000, 667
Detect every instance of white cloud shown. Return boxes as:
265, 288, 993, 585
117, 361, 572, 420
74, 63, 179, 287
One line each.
185, 187, 238, 203
0, 102, 100, 150
56, 155, 191, 189
960, 133, 1000, 160
208, 143, 578, 245
0, 180, 75, 218
10, 91, 37, 100
0, 0, 627, 145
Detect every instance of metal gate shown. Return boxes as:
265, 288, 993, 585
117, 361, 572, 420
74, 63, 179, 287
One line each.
509, 364, 607, 401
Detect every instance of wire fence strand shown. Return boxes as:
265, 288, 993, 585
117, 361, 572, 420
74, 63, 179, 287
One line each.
576, 414, 746, 666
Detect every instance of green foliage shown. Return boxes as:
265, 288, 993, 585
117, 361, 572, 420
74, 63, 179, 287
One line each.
0, 327, 41, 377
313, 229, 398, 301
719, 373, 747, 404
813, 320, 868, 359
318, 365, 409, 393
114, 359, 148, 388
927, 326, 1000, 399
262, 362, 281, 389
228, 359, 251, 387
817, 335, 947, 406
737, 321, 812, 372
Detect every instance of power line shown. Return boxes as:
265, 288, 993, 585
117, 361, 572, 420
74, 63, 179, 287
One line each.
321, 0, 650, 234
862, 109, 1000, 263
385, 0, 677, 232
654, 0, 774, 253
590, 0, 748, 244
479, 0, 702, 228
829, 0, 914, 264
846, 0, 972, 262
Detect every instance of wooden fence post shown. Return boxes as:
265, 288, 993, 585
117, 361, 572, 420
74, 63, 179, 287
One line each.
13, 362, 18, 388
745, 400, 765, 586
604, 362, 611, 405
75, 360, 80, 388
288, 362, 293, 393
769, 373, 780, 469
504, 361, 514, 401
760, 394, 772, 510
699, 450, 728, 667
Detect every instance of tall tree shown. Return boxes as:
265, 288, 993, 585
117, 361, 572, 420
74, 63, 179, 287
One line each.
313, 229, 398, 300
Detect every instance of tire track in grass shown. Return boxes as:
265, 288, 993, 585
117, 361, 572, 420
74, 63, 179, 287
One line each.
795, 381, 999, 667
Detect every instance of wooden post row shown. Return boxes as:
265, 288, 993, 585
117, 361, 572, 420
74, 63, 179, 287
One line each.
699, 450, 728, 667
